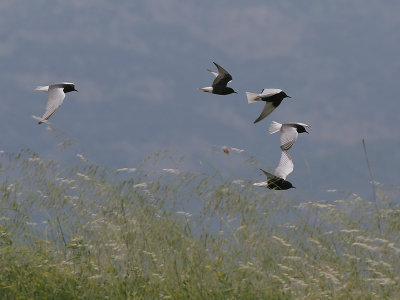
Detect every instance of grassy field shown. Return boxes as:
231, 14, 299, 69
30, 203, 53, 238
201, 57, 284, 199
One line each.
0, 148, 399, 299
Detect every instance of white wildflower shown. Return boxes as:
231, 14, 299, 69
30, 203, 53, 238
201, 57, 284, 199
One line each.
387, 243, 400, 254
366, 277, 395, 285
56, 177, 75, 185
133, 182, 148, 188
352, 242, 381, 252
162, 168, 181, 174
270, 274, 286, 284
320, 271, 340, 284
320, 266, 341, 285
334, 199, 345, 203
290, 278, 308, 288
76, 153, 88, 162
308, 238, 321, 245
313, 203, 335, 209
374, 238, 389, 244
152, 273, 164, 281
343, 253, 360, 261
239, 261, 257, 271
221, 187, 229, 194
231, 147, 245, 153
366, 258, 392, 269
282, 223, 297, 230
76, 173, 91, 180
176, 211, 192, 217
283, 256, 302, 262
232, 179, 244, 185
273, 235, 292, 248
340, 229, 359, 233
296, 201, 313, 209
116, 167, 137, 173
235, 225, 247, 232
143, 250, 156, 257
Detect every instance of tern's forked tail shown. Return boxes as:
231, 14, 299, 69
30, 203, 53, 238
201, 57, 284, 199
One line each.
246, 92, 261, 103
198, 87, 213, 93
34, 85, 49, 92
269, 121, 282, 134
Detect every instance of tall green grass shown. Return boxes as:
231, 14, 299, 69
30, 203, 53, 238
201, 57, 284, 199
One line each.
0, 148, 399, 299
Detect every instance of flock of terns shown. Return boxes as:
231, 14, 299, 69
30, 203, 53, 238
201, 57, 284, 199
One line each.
35, 62, 310, 190
198, 62, 311, 190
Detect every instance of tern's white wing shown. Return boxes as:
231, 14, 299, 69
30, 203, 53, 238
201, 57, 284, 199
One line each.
254, 102, 276, 123
274, 150, 293, 180
40, 87, 65, 122
280, 125, 299, 150
207, 69, 218, 77
259, 89, 282, 98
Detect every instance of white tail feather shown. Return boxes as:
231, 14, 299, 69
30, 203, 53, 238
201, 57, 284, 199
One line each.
198, 87, 213, 93
35, 85, 49, 92
253, 181, 268, 187
246, 92, 260, 103
269, 121, 282, 134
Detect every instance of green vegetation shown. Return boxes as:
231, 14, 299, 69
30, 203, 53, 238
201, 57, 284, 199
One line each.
0, 148, 399, 299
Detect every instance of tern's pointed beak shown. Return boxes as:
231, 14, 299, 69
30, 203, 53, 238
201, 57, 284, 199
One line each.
286, 95, 291, 98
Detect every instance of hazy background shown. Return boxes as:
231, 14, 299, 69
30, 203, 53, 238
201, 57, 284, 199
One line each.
1, 1, 399, 200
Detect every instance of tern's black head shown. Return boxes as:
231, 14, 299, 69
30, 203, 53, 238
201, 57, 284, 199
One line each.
296, 126, 308, 134
63, 84, 78, 93
279, 180, 295, 190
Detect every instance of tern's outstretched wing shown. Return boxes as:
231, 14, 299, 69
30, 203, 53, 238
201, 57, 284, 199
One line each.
274, 150, 293, 180
39, 87, 65, 123
254, 102, 276, 123
211, 62, 233, 88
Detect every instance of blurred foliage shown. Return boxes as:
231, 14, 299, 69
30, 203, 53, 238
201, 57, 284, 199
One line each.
0, 148, 399, 299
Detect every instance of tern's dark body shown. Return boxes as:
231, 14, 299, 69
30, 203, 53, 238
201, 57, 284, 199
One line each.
262, 91, 288, 108
259, 168, 295, 190
212, 86, 236, 95
199, 62, 236, 95
266, 177, 295, 190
